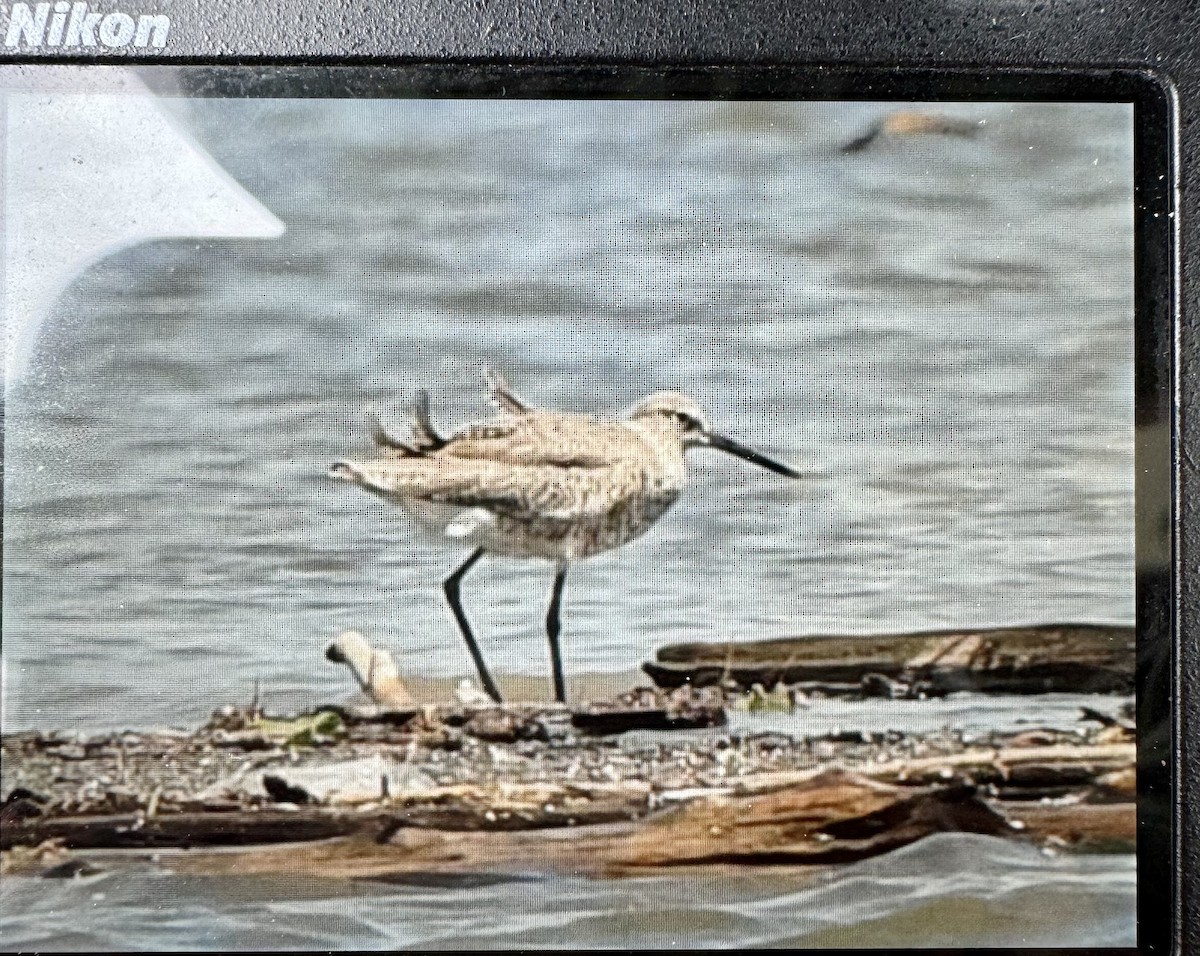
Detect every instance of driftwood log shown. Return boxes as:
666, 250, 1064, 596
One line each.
1, 634, 1136, 882
156, 770, 1133, 881
2, 728, 1136, 879
644, 624, 1134, 695
1, 783, 652, 852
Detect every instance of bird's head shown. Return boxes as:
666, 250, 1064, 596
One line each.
626, 391, 800, 478
626, 391, 711, 441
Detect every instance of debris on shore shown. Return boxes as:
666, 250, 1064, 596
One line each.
1, 694, 1134, 879
324, 630, 418, 709
1, 627, 1136, 881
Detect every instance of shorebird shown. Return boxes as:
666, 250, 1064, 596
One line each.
840, 111, 983, 153
329, 370, 799, 704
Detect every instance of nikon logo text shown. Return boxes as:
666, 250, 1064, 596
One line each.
4, 2, 170, 49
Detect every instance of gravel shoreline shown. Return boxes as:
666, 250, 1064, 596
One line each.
2, 686, 1131, 823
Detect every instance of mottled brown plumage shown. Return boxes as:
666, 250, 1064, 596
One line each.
330, 369, 798, 703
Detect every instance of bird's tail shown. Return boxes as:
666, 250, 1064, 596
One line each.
327, 456, 445, 498
365, 410, 421, 455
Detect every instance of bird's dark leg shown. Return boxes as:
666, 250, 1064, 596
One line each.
443, 548, 502, 703
545, 562, 569, 704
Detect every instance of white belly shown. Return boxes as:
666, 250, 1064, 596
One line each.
396, 489, 681, 561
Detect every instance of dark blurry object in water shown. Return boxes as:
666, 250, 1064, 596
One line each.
38, 857, 105, 880
841, 111, 984, 153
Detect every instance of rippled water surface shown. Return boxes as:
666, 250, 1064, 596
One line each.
2, 86, 1135, 949
3, 96, 1134, 730
0, 834, 1135, 950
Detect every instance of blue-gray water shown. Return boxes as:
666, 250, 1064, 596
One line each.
2, 93, 1135, 948
3, 97, 1134, 730
0, 835, 1135, 950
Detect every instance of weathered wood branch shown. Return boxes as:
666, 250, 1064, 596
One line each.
0, 780, 653, 851
732, 742, 1135, 790
645, 624, 1134, 694
159, 771, 1134, 882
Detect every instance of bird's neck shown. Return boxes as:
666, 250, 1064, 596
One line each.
627, 421, 688, 492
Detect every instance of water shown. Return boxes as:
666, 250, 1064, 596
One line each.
1, 88, 1136, 948
2, 96, 1134, 731
0, 835, 1135, 950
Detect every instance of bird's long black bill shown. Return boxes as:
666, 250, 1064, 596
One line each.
706, 432, 801, 478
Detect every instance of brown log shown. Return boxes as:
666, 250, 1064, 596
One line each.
1000, 802, 1136, 851
15, 772, 1132, 881
608, 773, 1013, 870
570, 706, 726, 735
162, 771, 1021, 880
646, 624, 1134, 694
721, 743, 1135, 795
0, 808, 374, 851
0, 781, 651, 851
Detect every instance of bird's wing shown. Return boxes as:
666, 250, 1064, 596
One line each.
342, 456, 645, 523
442, 414, 647, 471
425, 459, 645, 522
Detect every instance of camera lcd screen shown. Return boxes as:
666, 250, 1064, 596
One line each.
0, 66, 1169, 951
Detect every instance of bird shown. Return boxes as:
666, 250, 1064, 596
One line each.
329, 368, 800, 705
840, 111, 984, 153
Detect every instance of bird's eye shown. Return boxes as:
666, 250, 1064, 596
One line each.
673, 411, 700, 430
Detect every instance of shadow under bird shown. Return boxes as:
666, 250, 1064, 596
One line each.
329, 370, 800, 704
